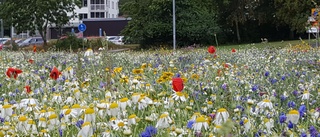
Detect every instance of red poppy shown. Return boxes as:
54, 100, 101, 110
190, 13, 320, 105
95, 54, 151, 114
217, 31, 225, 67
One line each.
25, 85, 31, 94
33, 45, 37, 53
28, 59, 34, 64
208, 46, 216, 54
50, 67, 61, 80
172, 77, 184, 92
6, 67, 23, 79
217, 69, 222, 76
231, 48, 236, 53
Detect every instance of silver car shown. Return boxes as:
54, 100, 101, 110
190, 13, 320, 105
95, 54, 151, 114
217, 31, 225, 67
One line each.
19, 37, 44, 47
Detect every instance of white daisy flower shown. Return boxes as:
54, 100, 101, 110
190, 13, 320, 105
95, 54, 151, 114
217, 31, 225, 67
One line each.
192, 116, 209, 131
214, 108, 229, 125
156, 112, 173, 129
77, 122, 93, 137
286, 109, 300, 124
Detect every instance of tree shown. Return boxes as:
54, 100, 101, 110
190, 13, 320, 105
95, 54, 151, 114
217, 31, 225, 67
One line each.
0, 0, 81, 50
121, 0, 220, 48
274, 0, 313, 38
215, 0, 266, 43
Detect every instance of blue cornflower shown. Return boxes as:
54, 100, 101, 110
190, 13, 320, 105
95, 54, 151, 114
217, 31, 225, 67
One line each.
288, 121, 294, 129
309, 126, 318, 137
264, 71, 270, 77
279, 113, 287, 123
299, 105, 306, 117
9, 100, 16, 104
0, 117, 4, 123
239, 119, 244, 126
175, 73, 181, 77
280, 95, 287, 102
221, 83, 227, 90
59, 129, 63, 137
59, 113, 64, 119
187, 120, 195, 129
75, 120, 84, 128
270, 79, 278, 84
301, 132, 307, 137
281, 76, 286, 80
287, 101, 296, 108
145, 126, 157, 136
140, 131, 151, 137
252, 85, 258, 92
292, 90, 298, 96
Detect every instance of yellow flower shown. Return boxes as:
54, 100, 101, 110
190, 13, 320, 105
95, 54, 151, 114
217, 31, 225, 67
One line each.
132, 68, 143, 74
113, 67, 122, 73
191, 74, 199, 80
141, 63, 147, 69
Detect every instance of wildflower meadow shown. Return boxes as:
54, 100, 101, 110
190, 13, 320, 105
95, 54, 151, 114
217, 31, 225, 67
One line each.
0, 42, 319, 137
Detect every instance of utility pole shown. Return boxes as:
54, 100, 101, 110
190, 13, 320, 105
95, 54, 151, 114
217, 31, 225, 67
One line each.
172, 0, 176, 50
0, 19, 3, 38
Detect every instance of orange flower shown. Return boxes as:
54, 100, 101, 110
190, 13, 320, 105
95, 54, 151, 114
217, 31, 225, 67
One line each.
25, 85, 31, 94
33, 45, 37, 53
50, 67, 61, 80
6, 67, 22, 79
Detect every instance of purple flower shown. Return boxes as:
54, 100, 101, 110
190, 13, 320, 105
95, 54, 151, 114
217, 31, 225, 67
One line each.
280, 95, 286, 101
281, 76, 286, 80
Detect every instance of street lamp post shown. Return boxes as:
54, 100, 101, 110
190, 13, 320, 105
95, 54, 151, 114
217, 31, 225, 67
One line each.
173, 0, 176, 50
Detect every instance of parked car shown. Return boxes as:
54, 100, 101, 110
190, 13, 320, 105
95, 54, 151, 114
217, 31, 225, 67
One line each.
0, 38, 11, 50
19, 37, 44, 47
106, 36, 125, 45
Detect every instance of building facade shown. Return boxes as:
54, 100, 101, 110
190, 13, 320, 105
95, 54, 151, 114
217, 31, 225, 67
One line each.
68, 0, 120, 24
13, 0, 119, 39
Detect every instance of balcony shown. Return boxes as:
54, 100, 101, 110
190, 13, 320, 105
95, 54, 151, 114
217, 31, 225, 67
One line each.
90, 4, 105, 11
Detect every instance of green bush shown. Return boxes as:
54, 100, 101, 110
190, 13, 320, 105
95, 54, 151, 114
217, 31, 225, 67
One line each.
55, 34, 84, 51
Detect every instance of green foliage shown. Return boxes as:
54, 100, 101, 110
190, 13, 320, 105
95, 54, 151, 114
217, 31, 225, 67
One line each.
0, 0, 81, 50
121, 0, 220, 48
274, 0, 313, 32
55, 35, 84, 52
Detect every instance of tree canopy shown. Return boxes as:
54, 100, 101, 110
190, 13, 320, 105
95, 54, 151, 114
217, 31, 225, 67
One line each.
121, 0, 317, 47
0, 0, 81, 50
121, 0, 220, 48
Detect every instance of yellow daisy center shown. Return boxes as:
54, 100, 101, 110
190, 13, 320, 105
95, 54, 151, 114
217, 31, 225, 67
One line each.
129, 114, 136, 119
176, 92, 184, 97
85, 108, 94, 114
288, 110, 299, 115
195, 117, 206, 123
49, 114, 57, 119
2, 104, 11, 109
109, 103, 118, 109
118, 122, 125, 127
217, 108, 227, 112
160, 113, 168, 118
119, 98, 129, 102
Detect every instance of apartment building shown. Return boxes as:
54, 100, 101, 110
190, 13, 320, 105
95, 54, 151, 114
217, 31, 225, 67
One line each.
13, 0, 119, 38
69, 0, 120, 24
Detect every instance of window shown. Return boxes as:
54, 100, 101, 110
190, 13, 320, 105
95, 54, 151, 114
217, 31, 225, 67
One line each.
79, 13, 88, 20
91, 12, 105, 18
112, 14, 114, 18
90, 0, 104, 4
82, 0, 88, 7
107, 0, 110, 8
116, 2, 118, 9
112, 1, 114, 9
